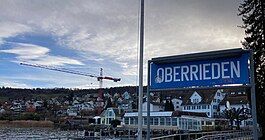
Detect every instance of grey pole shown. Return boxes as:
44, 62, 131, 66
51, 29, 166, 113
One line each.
137, 0, 144, 139
147, 61, 151, 139
250, 50, 258, 140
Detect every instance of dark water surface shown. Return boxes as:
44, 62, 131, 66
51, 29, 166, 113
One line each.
0, 126, 85, 140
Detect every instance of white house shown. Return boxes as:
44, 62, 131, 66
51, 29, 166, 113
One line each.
171, 98, 183, 111
122, 91, 131, 100
72, 100, 80, 105
0, 108, 5, 114
142, 101, 164, 112
80, 102, 95, 110
67, 106, 78, 116
34, 100, 43, 109
178, 89, 226, 118
10, 101, 25, 112
100, 108, 124, 125
118, 100, 133, 112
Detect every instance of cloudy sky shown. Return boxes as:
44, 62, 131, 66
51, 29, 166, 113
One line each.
0, 0, 245, 89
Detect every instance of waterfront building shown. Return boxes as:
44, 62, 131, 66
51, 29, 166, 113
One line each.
123, 111, 208, 131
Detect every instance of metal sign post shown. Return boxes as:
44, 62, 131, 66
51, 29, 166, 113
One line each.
147, 48, 258, 140
147, 61, 151, 140
137, 0, 144, 139
250, 50, 258, 140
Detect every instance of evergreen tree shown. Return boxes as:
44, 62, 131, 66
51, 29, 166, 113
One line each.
238, 0, 265, 136
104, 97, 113, 109
164, 99, 174, 111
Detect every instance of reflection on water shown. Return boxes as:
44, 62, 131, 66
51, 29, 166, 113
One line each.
0, 126, 85, 140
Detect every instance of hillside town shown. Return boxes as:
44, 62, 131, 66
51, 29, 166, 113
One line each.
0, 86, 253, 137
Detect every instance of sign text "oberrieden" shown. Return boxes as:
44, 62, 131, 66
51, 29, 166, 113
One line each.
156, 61, 240, 83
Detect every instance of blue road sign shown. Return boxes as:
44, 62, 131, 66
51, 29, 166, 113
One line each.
149, 51, 250, 90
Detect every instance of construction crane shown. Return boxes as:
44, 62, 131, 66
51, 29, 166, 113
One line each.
20, 62, 121, 98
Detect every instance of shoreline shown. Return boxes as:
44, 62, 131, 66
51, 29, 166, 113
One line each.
0, 120, 54, 128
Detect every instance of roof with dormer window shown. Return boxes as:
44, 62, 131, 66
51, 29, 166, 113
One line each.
220, 95, 248, 105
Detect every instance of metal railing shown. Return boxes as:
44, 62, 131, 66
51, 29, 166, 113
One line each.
196, 130, 253, 140
151, 130, 253, 140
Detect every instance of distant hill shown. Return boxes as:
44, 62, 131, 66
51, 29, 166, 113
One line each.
0, 86, 147, 101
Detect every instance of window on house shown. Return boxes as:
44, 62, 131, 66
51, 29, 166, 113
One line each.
202, 105, 206, 109
166, 117, 171, 126
176, 106, 179, 108
192, 106, 195, 109
144, 118, 147, 125
154, 118, 159, 125
213, 105, 217, 109
108, 118, 113, 124
188, 119, 192, 129
208, 105, 210, 109
150, 118, 153, 125
108, 110, 113, 117
217, 99, 220, 103
213, 99, 216, 102
125, 118, 129, 124
217, 93, 220, 96
206, 121, 212, 125
179, 118, 183, 129
172, 118, 178, 126
207, 112, 210, 116
136, 118, 139, 125
197, 106, 201, 109
193, 98, 199, 103
193, 120, 198, 130
160, 117, 165, 125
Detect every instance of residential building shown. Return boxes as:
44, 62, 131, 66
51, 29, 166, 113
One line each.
142, 101, 164, 112
122, 91, 131, 100
118, 100, 133, 112
171, 98, 183, 111
178, 89, 226, 117
100, 108, 124, 125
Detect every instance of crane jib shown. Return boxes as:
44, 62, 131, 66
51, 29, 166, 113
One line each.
20, 62, 121, 82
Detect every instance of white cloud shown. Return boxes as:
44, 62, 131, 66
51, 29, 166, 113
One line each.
0, 22, 31, 45
24, 55, 84, 66
0, 43, 49, 59
0, 78, 30, 88
0, 42, 84, 66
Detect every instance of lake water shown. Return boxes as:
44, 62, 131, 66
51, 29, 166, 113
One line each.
0, 126, 85, 139
0, 127, 133, 140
